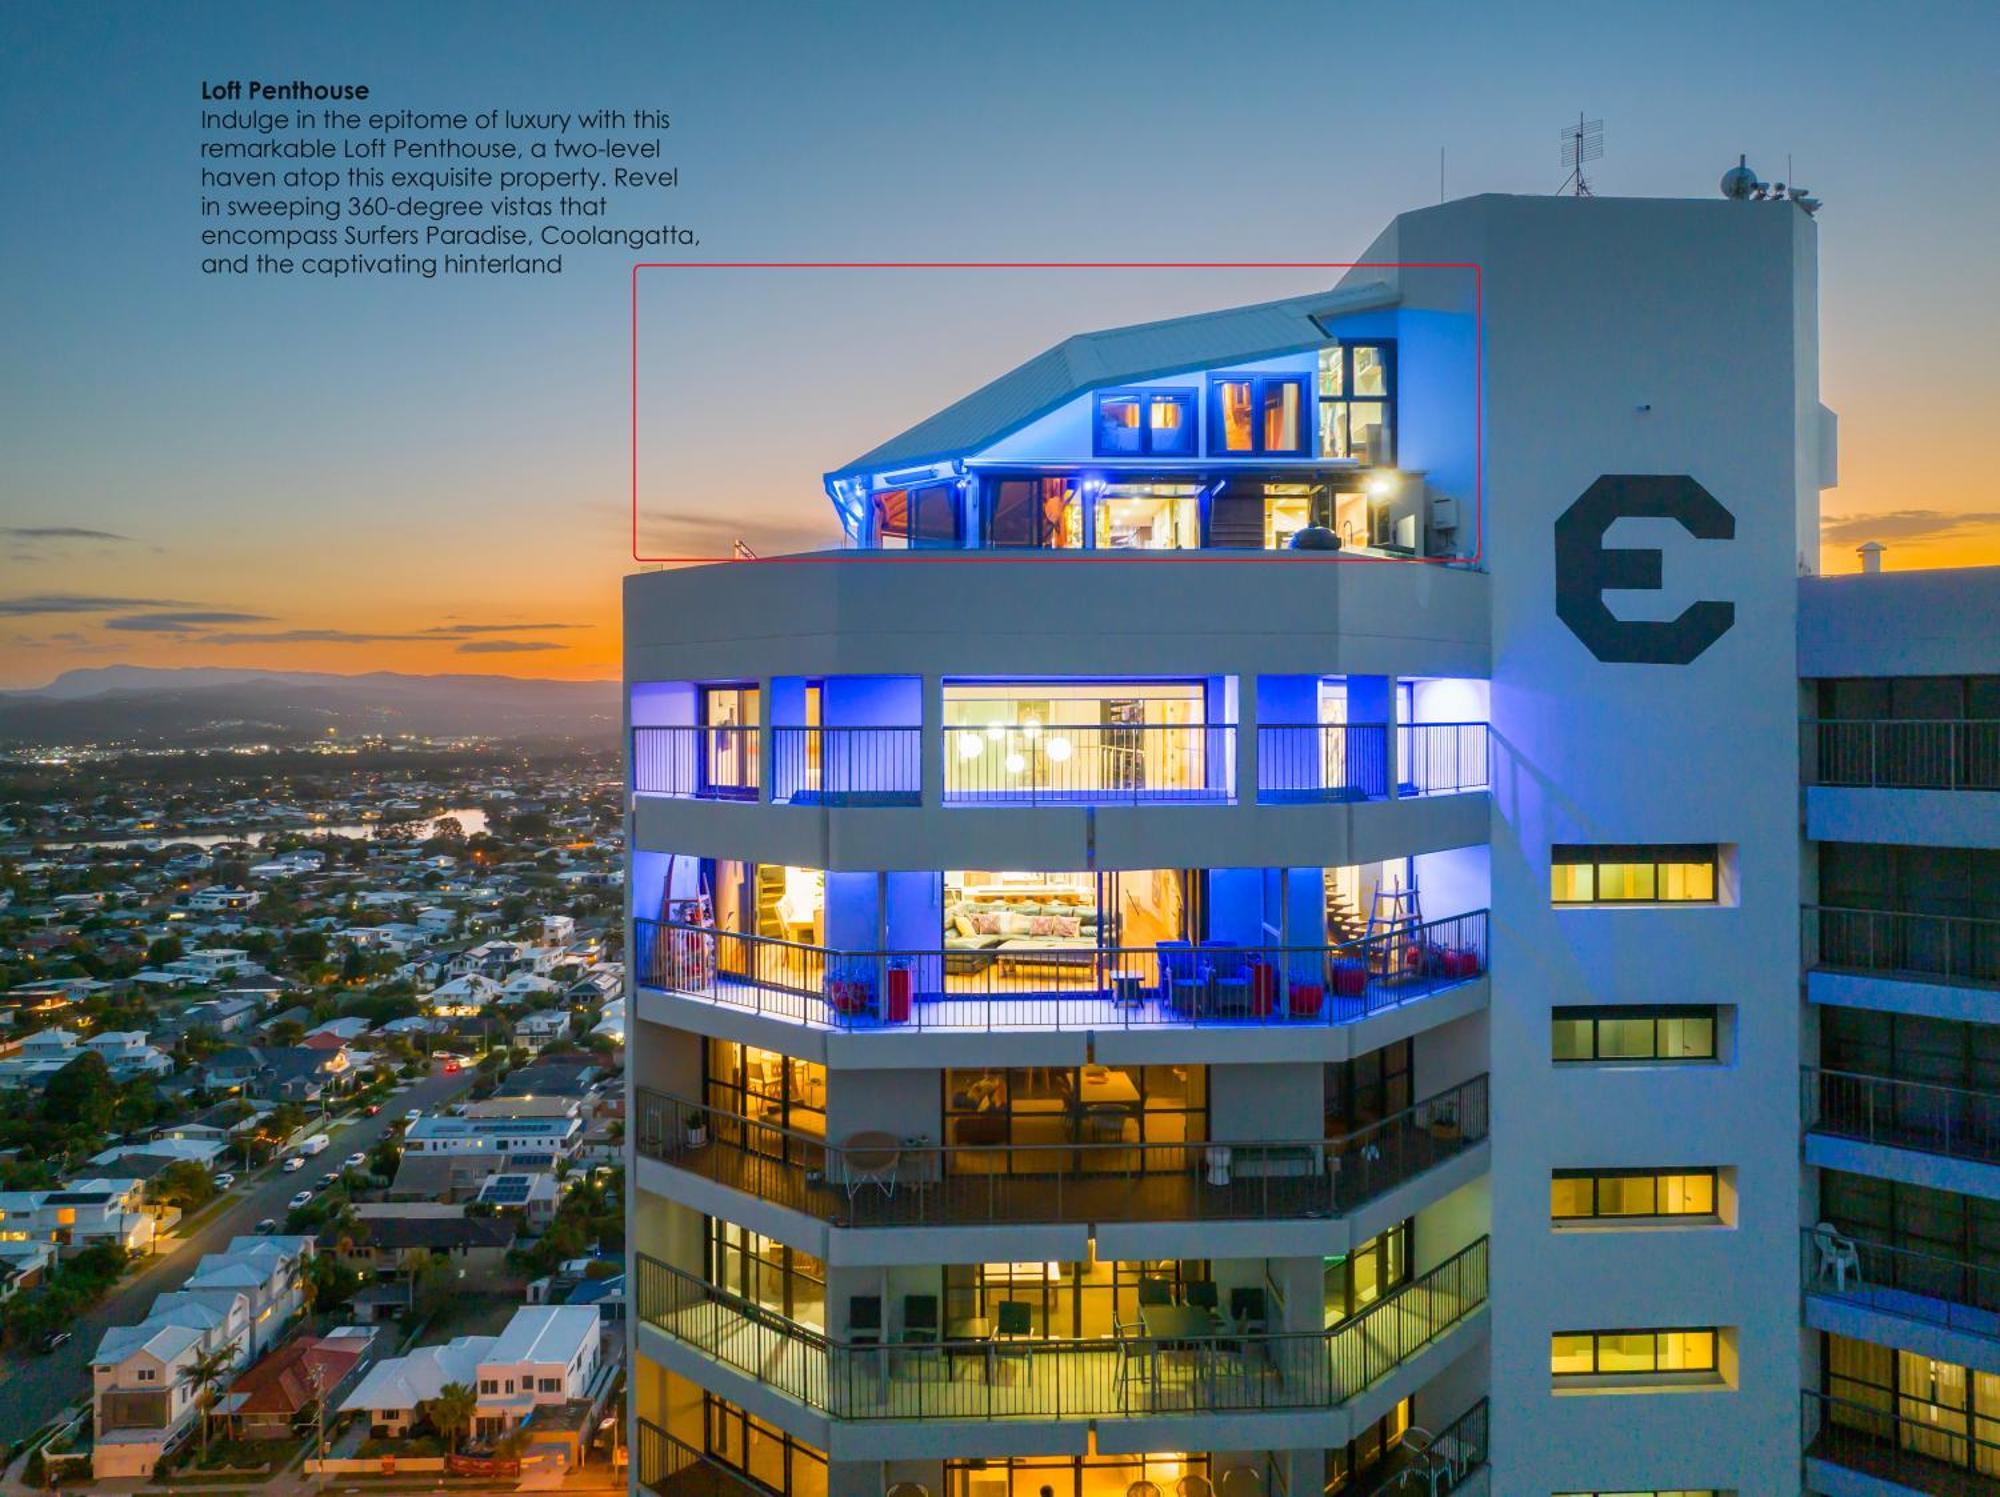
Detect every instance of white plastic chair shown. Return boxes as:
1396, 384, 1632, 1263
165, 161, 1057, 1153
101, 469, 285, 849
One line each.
1814, 1221, 1862, 1291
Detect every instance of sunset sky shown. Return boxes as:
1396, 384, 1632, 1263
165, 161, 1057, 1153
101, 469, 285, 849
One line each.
4, 0, 1998, 688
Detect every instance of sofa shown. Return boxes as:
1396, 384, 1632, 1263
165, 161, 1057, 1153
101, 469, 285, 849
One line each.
944, 898, 1100, 974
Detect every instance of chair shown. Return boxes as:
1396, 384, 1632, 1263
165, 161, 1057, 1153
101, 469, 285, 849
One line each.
1814, 1221, 1863, 1291
1138, 1275, 1175, 1307
1215, 1469, 1263, 1497
1157, 940, 1207, 1012
1230, 1286, 1268, 1335
1127, 1484, 1162, 1497
993, 1300, 1035, 1381
848, 1294, 882, 1346
898, 1293, 940, 1375
1185, 1280, 1219, 1313
1176, 1476, 1214, 1497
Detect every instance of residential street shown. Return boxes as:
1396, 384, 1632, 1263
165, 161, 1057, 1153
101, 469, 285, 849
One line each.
0, 1064, 474, 1442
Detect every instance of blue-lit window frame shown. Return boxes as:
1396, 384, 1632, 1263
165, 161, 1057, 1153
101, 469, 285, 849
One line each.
1206, 373, 1312, 457
874, 483, 961, 550
1091, 388, 1198, 458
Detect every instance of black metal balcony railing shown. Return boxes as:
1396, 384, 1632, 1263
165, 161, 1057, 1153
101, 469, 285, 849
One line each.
1256, 724, 1389, 803
634, 909, 1488, 1033
1803, 1388, 2000, 1494
633, 1236, 1488, 1422
943, 722, 1234, 805
633, 725, 762, 801
633, 1073, 1488, 1228
1397, 723, 1491, 797
1360, 1397, 1490, 1497
1804, 1066, 2000, 1167
1806, 906, 2000, 991
1805, 718, 2000, 791
635, 1420, 775, 1497
770, 726, 922, 807
1802, 1228, 2000, 1340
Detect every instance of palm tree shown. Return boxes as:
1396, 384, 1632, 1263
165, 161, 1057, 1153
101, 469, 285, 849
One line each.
424, 1381, 478, 1455
180, 1345, 236, 1462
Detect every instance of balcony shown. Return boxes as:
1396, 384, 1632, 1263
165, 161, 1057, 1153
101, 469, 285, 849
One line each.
1807, 908, 2000, 1023
1805, 721, 2000, 791
634, 909, 1488, 1035
633, 1237, 1488, 1424
1397, 723, 1491, 798
1802, 720, 2000, 851
1804, 1389, 2000, 1497
633, 1074, 1487, 1230
634, 726, 762, 802
771, 727, 922, 807
1804, 1067, 2000, 1198
944, 722, 1233, 806
636, 1421, 776, 1497
1804, 1229, 2000, 1370
1356, 1397, 1489, 1497
1256, 725, 1389, 803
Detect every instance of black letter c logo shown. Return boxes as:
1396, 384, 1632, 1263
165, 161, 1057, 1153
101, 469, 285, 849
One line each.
1555, 475, 1736, 664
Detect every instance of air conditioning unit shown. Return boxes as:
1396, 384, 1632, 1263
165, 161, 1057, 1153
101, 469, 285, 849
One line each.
1430, 496, 1459, 530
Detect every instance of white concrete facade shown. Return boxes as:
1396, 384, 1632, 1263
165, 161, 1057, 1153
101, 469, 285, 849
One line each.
625, 191, 1835, 1497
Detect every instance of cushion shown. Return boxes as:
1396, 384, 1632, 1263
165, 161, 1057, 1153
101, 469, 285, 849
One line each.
1027, 915, 1081, 938
952, 914, 978, 938
970, 912, 1004, 935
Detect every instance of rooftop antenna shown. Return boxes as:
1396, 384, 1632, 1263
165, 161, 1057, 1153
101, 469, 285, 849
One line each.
1557, 114, 1603, 196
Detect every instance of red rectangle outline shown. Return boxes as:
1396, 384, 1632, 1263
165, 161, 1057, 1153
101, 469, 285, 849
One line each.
631, 261, 1482, 567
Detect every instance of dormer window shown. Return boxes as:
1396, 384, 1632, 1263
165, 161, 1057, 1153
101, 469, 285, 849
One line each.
1092, 389, 1196, 457
1208, 374, 1310, 456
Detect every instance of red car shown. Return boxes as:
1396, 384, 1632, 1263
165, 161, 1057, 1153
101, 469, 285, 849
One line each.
443, 1059, 461, 1073
364, 1103, 382, 1116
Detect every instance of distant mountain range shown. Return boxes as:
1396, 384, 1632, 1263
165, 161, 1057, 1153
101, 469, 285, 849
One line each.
0, 666, 620, 746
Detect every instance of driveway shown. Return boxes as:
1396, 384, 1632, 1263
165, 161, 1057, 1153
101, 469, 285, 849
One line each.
0, 1064, 474, 1442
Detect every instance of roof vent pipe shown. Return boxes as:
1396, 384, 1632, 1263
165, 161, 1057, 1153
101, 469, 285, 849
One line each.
1857, 541, 1886, 574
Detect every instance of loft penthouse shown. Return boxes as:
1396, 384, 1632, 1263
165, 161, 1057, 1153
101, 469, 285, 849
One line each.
625, 191, 1834, 1497
821, 284, 1466, 559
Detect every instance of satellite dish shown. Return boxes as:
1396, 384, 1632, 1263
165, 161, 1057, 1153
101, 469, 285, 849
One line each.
1720, 154, 1758, 200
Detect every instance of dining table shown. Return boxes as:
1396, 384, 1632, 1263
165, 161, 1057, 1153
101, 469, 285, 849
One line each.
1138, 1302, 1219, 1404
945, 1315, 993, 1381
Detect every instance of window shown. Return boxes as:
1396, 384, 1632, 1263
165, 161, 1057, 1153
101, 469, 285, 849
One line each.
137, 1369, 156, 1382
873, 483, 959, 548
479, 1379, 498, 1395
698, 684, 760, 800
1094, 483, 1201, 549
1093, 388, 1196, 457
1209, 373, 1310, 456
1551, 844, 1719, 905
1825, 1332, 2000, 1481
708, 1217, 826, 1330
984, 477, 1082, 548
1551, 1168, 1718, 1222
538, 1377, 561, 1392
705, 1395, 827, 1497
1317, 343, 1395, 465
1551, 1006, 1718, 1064
1551, 1328, 1719, 1383
943, 1065, 1207, 1173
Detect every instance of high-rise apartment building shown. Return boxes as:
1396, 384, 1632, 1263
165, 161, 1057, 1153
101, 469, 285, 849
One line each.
623, 190, 1997, 1497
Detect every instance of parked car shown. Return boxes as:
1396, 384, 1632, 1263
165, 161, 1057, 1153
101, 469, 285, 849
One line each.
36, 1329, 72, 1354
254, 1217, 278, 1234
404, 1108, 422, 1123
212, 1172, 236, 1190
364, 1102, 382, 1116
288, 1189, 313, 1210
283, 1156, 305, 1172
343, 1152, 367, 1170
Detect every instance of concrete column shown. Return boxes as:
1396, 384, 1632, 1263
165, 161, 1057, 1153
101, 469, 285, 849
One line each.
921, 673, 945, 808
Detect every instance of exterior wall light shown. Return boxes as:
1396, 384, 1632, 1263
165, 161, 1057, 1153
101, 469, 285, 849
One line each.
1045, 737, 1073, 763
